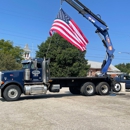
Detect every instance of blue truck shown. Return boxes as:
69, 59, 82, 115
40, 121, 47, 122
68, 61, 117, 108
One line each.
0, 0, 120, 101
0, 57, 120, 101
114, 74, 130, 89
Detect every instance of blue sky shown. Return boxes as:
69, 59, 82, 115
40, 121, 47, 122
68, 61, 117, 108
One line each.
0, 0, 130, 65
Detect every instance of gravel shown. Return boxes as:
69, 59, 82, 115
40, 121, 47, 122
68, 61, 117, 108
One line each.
0, 88, 130, 130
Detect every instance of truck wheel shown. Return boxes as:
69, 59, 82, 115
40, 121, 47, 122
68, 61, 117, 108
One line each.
96, 82, 110, 95
3, 85, 21, 101
95, 85, 99, 95
80, 85, 85, 95
69, 86, 80, 95
81, 82, 96, 96
113, 82, 121, 92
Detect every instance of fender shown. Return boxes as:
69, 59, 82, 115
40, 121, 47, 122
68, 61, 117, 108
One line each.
1, 80, 24, 93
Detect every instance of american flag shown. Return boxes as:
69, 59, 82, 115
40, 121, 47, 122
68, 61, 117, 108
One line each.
49, 8, 89, 51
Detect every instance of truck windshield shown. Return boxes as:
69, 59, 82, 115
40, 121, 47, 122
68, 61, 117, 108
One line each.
126, 75, 130, 80
22, 63, 30, 69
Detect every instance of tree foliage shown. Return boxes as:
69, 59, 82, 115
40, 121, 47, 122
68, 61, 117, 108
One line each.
115, 63, 130, 74
36, 34, 90, 77
0, 39, 23, 71
0, 52, 22, 70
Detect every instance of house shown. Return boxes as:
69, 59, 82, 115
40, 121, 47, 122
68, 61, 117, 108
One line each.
87, 61, 123, 77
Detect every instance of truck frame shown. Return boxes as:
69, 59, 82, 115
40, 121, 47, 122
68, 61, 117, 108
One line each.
0, 0, 120, 101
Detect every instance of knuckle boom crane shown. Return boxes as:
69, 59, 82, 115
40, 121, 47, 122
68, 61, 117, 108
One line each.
63, 0, 115, 76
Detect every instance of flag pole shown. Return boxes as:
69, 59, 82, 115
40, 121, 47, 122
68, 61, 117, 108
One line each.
60, 0, 64, 8
61, 0, 63, 5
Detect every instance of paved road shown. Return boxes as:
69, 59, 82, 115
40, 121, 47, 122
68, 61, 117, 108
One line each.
0, 88, 130, 130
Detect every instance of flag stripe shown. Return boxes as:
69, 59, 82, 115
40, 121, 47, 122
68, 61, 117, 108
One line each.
51, 28, 84, 51
69, 22, 86, 46
51, 19, 85, 47
69, 20, 88, 45
70, 20, 89, 43
49, 8, 89, 51
50, 27, 85, 51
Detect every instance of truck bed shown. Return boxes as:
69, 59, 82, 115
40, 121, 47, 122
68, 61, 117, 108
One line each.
49, 76, 112, 88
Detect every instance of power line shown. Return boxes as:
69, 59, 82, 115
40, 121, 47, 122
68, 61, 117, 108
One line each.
1, 9, 130, 37
0, 28, 44, 39
0, 32, 44, 41
0, 10, 55, 22
0, 12, 46, 21
0, 32, 125, 56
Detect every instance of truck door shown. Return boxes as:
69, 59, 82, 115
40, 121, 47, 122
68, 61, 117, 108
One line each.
30, 62, 42, 82
122, 75, 130, 89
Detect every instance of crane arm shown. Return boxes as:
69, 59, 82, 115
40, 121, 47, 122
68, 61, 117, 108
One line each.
63, 0, 115, 76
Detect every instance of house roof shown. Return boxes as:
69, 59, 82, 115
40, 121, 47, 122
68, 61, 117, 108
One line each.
88, 61, 120, 72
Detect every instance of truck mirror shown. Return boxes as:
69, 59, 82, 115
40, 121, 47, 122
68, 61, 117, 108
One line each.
33, 59, 37, 69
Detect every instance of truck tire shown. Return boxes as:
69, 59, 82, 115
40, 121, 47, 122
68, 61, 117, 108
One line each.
112, 82, 121, 92
96, 82, 110, 95
80, 85, 85, 95
80, 82, 95, 96
95, 85, 99, 95
69, 86, 80, 95
3, 85, 21, 101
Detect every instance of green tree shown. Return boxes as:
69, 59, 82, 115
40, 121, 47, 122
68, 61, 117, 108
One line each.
0, 39, 23, 62
115, 63, 130, 74
0, 52, 22, 71
36, 34, 90, 77
0, 39, 23, 70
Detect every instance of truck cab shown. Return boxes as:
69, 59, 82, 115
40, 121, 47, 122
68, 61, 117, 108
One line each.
0, 57, 50, 101
22, 58, 50, 83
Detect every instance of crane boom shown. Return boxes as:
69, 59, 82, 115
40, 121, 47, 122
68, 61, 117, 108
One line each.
63, 0, 115, 76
